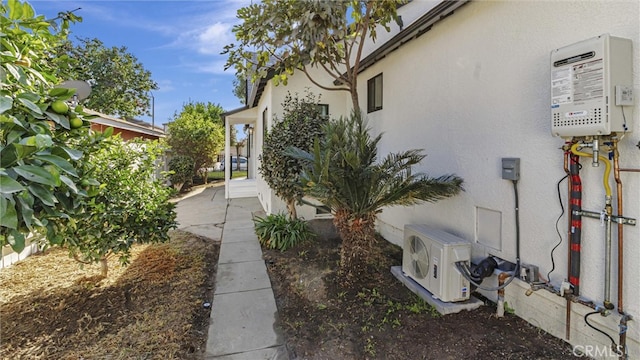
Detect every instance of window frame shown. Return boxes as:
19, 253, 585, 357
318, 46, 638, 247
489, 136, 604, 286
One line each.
367, 73, 383, 113
317, 104, 329, 119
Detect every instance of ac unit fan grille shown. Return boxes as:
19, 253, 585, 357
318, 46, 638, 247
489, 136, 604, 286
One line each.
408, 236, 429, 279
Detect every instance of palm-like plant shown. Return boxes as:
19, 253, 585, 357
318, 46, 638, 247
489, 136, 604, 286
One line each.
289, 112, 464, 277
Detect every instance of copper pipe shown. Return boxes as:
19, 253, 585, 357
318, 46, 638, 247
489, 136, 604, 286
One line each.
496, 272, 510, 318
613, 139, 624, 313
612, 140, 628, 360
619, 168, 640, 172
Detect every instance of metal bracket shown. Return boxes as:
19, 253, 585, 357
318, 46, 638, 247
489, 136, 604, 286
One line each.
573, 210, 637, 226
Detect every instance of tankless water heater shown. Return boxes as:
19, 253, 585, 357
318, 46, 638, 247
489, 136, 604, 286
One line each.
551, 34, 633, 137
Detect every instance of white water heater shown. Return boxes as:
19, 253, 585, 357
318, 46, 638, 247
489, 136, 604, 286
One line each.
551, 34, 633, 137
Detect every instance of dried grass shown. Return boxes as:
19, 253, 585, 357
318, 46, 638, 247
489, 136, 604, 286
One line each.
0, 230, 218, 360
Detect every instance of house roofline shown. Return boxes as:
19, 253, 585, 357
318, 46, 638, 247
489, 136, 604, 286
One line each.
85, 109, 165, 138
236, 2, 470, 103
222, 105, 251, 118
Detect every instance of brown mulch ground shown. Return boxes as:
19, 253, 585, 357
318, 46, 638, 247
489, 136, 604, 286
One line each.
0, 230, 219, 360
263, 232, 583, 360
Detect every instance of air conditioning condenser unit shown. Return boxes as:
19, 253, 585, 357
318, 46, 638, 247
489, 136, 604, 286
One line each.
402, 225, 471, 302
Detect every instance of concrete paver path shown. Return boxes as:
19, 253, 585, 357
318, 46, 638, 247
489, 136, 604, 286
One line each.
175, 184, 288, 360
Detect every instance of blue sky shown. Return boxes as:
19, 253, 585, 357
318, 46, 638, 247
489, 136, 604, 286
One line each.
30, 0, 251, 130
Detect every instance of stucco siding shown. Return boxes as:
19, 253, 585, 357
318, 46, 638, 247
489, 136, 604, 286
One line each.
356, 1, 639, 357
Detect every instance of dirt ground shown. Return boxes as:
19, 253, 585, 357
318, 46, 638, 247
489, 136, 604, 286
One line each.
2, 222, 582, 360
0, 230, 219, 360
263, 234, 582, 360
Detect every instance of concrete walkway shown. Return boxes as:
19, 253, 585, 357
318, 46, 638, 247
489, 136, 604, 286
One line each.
174, 184, 288, 360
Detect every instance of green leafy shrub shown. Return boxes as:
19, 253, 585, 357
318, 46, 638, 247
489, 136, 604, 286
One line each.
259, 90, 326, 219
168, 155, 194, 191
254, 213, 315, 251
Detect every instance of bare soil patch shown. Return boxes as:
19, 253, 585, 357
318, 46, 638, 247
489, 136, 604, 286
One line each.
264, 233, 582, 360
0, 230, 219, 360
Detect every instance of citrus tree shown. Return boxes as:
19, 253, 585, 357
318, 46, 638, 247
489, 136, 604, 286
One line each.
1, 0, 99, 252
259, 91, 326, 219
59, 135, 177, 277
289, 112, 464, 278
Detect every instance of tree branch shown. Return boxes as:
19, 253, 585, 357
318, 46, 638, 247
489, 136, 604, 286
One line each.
300, 67, 350, 92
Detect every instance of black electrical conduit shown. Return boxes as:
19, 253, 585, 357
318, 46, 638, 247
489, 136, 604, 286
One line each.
456, 180, 521, 291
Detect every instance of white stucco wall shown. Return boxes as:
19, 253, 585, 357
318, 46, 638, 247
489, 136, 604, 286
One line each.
360, 0, 443, 58
355, 1, 639, 357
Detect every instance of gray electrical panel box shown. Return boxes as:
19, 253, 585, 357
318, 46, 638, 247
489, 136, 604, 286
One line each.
502, 158, 520, 180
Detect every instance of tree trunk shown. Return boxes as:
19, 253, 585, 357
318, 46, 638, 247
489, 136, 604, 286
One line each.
350, 90, 360, 116
286, 199, 298, 220
100, 257, 109, 277
333, 209, 377, 279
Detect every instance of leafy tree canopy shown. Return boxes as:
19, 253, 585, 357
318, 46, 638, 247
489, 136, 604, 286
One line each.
232, 73, 247, 105
58, 37, 157, 119
224, 0, 404, 110
167, 101, 225, 182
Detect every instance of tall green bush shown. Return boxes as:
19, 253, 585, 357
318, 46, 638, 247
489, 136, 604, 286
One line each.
166, 102, 225, 183
168, 155, 194, 192
259, 91, 326, 219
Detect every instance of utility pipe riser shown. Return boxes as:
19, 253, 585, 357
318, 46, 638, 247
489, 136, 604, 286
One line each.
569, 156, 582, 296
604, 202, 614, 310
592, 137, 600, 167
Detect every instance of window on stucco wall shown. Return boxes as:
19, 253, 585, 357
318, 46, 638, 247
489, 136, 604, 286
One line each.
317, 104, 329, 119
367, 73, 383, 113
262, 107, 268, 139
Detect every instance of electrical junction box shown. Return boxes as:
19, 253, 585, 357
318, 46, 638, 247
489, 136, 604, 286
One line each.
502, 158, 520, 181
551, 34, 633, 137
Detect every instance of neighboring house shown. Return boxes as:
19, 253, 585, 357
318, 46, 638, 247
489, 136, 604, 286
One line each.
86, 109, 165, 140
223, 1, 640, 358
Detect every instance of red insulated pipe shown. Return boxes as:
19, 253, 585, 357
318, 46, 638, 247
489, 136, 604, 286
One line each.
569, 154, 582, 296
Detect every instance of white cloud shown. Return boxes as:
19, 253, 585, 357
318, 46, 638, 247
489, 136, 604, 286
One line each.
196, 59, 234, 75
196, 22, 234, 55
156, 79, 175, 93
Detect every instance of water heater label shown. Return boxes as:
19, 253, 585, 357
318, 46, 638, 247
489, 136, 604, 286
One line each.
565, 110, 588, 118
572, 59, 603, 102
551, 68, 572, 105
552, 58, 603, 105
